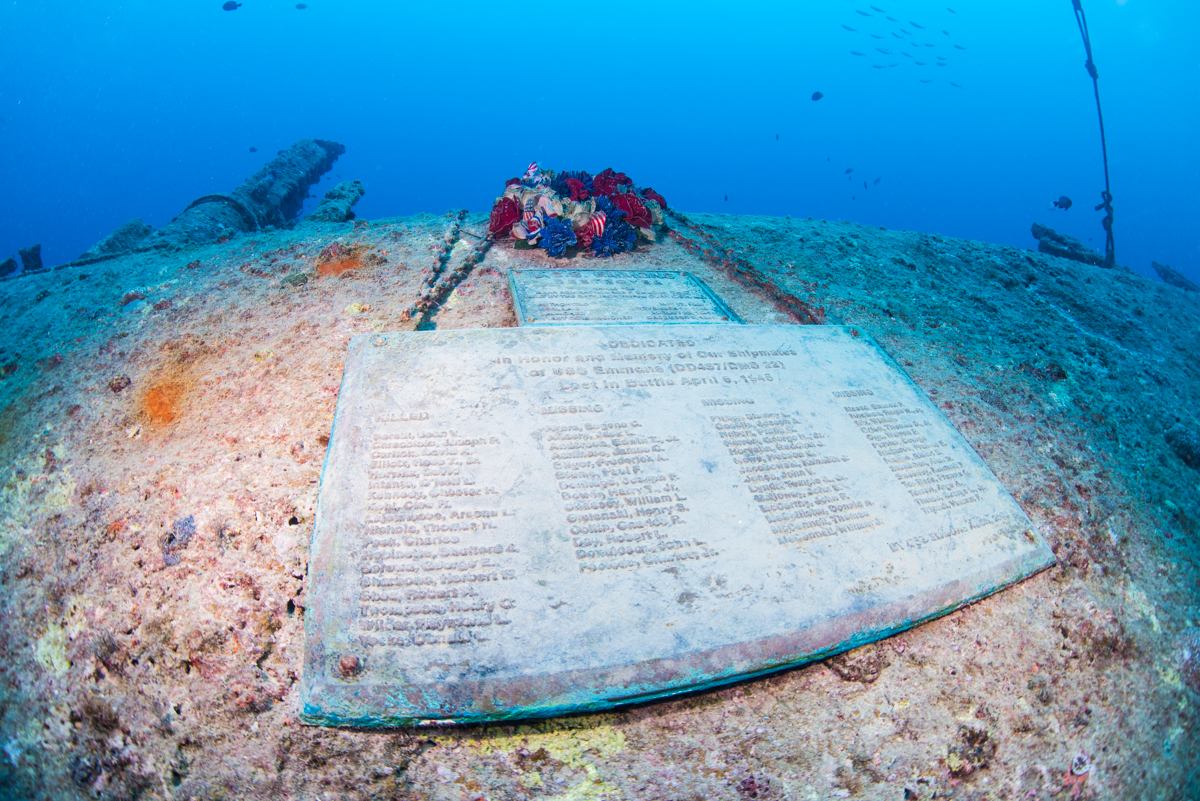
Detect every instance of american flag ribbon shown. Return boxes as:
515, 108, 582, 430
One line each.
522, 196, 538, 225
586, 211, 606, 237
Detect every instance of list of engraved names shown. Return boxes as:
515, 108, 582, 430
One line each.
354, 418, 517, 649
712, 412, 882, 546
840, 390, 984, 514
342, 333, 1027, 653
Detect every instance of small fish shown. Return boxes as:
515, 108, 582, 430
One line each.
872, 64, 888, 69
775, 133, 780, 140
870, 33, 885, 39
924, 42, 936, 48
295, 2, 308, 8
875, 47, 892, 54
249, 146, 258, 152
901, 51, 914, 58
950, 80, 963, 87
855, 9, 872, 16
811, 90, 824, 101
222, 1, 241, 9
724, 194, 729, 202
850, 50, 866, 56
919, 78, 933, 83
942, 29, 951, 36
524, 161, 539, 179
873, 177, 881, 185
844, 167, 855, 174
841, 24, 858, 31
954, 43, 967, 50
910, 21, 926, 29
863, 180, 868, 189
1053, 195, 1073, 210
870, 4, 886, 11
891, 32, 905, 39
914, 61, 928, 66
947, 7, 957, 14
886, 15, 898, 22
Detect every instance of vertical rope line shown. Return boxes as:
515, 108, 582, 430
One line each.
1072, 0, 1116, 267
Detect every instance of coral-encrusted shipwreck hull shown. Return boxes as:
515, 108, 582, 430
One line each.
0, 204, 1197, 799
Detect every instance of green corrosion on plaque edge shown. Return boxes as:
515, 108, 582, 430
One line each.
299, 548, 1052, 728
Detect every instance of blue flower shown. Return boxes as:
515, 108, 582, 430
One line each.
549, 172, 570, 197
550, 170, 594, 200
592, 216, 637, 257
537, 216, 577, 258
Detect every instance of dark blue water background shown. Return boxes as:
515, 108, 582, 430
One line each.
0, 0, 1196, 281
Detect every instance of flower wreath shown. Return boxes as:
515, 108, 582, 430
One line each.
487, 163, 669, 258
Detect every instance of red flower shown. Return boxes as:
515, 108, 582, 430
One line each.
573, 224, 595, 250
565, 177, 589, 201
488, 196, 521, 238
640, 187, 668, 210
592, 168, 632, 197
613, 193, 653, 229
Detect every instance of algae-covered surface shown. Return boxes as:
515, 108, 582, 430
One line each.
0, 211, 1197, 800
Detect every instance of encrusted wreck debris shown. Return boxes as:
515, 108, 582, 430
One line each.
6, 139, 348, 278
1031, 222, 1106, 267
1152, 260, 1198, 292
18, 244, 44, 273
307, 179, 365, 223
51, 139, 346, 270
145, 138, 345, 250
75, 219, 156, 265
0, 244, 46, 279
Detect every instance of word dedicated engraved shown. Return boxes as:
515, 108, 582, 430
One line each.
301, 324, 1053, 727
508, 268, 741, 325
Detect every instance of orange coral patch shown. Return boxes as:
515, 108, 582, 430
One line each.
135, 334, 213, 430
315, 254, 364, 277
141, 379, 187, 426
315, 242, 369, 277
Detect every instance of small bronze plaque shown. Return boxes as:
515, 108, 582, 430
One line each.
508, 269, 741, 325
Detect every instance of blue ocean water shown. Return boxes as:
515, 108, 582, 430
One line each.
0, 0, 1196, 280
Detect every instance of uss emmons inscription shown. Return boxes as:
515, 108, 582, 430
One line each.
301, 324, 1053, 726
509, 268, 740, 325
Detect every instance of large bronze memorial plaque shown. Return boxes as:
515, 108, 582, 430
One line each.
508, 268, 741, 325
301, 324, 1053, 726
